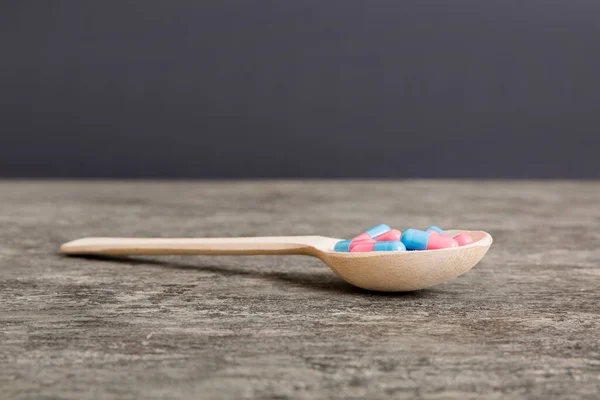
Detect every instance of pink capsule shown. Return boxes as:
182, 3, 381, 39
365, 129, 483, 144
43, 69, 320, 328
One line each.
348, 229, 399, 251
348, 239, 375, 251
351, 224, 391, 242
350, 241, 406, 252
401, 229, 459, 250
453, 233, 473, 246
426, 235, 459, 250
374, 229, 401, 242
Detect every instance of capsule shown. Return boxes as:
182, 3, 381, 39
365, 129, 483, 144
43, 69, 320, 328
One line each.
334, 240, 353, 252
350, 240, 406, 252
337, 236, 402, 252
425, 226, 445, 234
453, 233, 473, 246
401, 229, 458, 251
374, 228, 401, 242
352, 224, 391, 241
335, 238, 381, 252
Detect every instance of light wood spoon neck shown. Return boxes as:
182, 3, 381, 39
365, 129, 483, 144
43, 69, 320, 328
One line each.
60, 236, 338, 256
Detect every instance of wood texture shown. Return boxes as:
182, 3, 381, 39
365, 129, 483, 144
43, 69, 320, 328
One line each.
59, 236, 332, 256
1, 181, 599, 399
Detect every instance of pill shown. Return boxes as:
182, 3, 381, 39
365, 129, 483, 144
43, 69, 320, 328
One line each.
453, 233, 473, 246
334, 239, 377, 252
334, 240, 352, 252
351, 239, 375, 250
425, 226, 445, 234
352, 224, 391, 241
350, 240, 406, 252
374, 229, 401, 242
401, 229, 458, 251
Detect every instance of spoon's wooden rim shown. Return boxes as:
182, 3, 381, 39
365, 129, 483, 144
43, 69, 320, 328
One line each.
321, 230, 492, 257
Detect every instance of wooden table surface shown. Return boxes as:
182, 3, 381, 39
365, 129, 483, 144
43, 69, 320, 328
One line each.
1, 181, 599, 399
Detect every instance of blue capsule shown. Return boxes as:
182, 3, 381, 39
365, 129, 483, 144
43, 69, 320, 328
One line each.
351, 240, 406, 252
401, 229, 431, 250
334, 240, 352, 252
402, 228, 458, 250
366, 224, 392, 238
353, 224, 391, 241
373, 241, 406, 252
425, 226, 445, 234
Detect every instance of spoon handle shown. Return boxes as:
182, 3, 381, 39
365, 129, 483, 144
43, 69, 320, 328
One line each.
60, 237, 319, 256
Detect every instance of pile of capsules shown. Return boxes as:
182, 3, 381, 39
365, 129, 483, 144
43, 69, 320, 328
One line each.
334, 224, 474, 252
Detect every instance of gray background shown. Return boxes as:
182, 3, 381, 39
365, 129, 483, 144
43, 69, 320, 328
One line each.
2, 0, 599, 179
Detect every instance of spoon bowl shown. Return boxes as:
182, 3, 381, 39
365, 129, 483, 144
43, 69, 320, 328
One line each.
316, 230, 492, 291
60, 229, 492, 292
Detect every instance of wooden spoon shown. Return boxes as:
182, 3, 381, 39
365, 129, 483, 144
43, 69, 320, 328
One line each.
60, 230, 492, 292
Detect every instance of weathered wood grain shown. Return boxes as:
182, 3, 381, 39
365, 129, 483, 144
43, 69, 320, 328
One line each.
1, 181, 599, 399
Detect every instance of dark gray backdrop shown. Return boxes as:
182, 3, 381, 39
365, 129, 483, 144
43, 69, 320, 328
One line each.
2, 1, 599, 178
